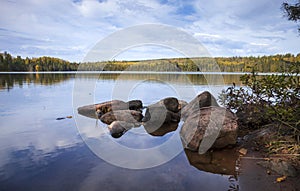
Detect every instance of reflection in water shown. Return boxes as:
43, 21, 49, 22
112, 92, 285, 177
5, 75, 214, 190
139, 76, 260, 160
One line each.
184, 148, 239, 176
0, 73, 242, 191
144, 122, 178, 136
0, 73, 74, 90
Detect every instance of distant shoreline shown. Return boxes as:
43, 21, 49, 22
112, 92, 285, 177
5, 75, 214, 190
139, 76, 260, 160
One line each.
0, 71, 283, 75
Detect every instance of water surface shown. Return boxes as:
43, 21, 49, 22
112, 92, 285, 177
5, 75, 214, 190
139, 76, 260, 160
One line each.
0, 73, 241, 191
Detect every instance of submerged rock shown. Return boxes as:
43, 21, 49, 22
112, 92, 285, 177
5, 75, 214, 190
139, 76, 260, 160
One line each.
100, 110, 143, 125
181, 91, 219, 121
180, 106, 238, 153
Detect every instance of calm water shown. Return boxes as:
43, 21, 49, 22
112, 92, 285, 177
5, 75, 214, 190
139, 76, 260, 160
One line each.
0, 73, 242, 191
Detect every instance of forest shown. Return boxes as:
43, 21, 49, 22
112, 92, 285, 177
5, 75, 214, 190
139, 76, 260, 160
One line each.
1, 51, 300, 73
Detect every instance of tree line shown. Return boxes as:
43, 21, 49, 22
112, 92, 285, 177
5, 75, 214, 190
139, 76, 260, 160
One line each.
1, 51, 299, 73
0, 52, 78, 71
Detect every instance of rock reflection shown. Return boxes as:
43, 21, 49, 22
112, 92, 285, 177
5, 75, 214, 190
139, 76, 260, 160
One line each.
144, 122, 178, 136
184, 148, 238, 176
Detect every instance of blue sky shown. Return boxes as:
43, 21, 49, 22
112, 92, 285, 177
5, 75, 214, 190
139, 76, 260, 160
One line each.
0, 0, 299, 62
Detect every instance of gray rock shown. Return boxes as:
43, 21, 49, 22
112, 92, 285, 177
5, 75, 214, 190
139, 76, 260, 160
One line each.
143, 105, 180, 127
181, 91, 219, 121
100, 110, 143, 125
180, 106, 238, 152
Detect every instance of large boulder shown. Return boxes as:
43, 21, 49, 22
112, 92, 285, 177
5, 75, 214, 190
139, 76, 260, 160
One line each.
100, 110, 143, 125
181, 91, 219, 121
180, 106, 238, 153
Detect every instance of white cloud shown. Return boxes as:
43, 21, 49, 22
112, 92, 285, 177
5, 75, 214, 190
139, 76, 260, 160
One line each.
0, 0, 299, 61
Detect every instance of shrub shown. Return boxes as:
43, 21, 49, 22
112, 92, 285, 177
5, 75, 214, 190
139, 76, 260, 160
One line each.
219, 63, 300, 134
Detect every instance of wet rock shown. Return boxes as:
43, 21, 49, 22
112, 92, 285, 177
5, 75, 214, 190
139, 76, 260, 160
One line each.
158, 97, 179, 113
257, 159, 297, 177
144, 122, 178, 136
100, 110, 143, 125
77, 99, 143, 119
143, 105, 180, 127
180, 106, 238, 152
77, 104, 99, 119
178, 100, 188, 111
181, 91, 219, 121
128, 100, 143, 111
108, 121, 135, 138
185, 148, 238, 175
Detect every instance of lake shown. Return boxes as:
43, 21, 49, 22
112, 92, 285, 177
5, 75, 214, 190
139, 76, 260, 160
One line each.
0, 72, 243, 191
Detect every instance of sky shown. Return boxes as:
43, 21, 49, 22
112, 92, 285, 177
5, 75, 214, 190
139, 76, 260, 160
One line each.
0, 0, 299, 62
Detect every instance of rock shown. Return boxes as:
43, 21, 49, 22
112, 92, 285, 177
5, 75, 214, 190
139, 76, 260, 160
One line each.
128, 100, 143, 111
143, 105, 180, 127
257, 159, 297, 177
144, 122, 178, 136
77, 104, 99, 119
180, 106, 238, 153
184, 148, 238, 175
158, 97, 179, 113
77, 99, 143, 119
181, 91, 219, 121
108, 121, 135, 138
178, 100, 188, 111
100, 110, 143, 125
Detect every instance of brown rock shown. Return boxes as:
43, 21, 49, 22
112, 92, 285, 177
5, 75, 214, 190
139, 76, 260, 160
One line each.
181, 91, 219, 121
128, 100, 143, 111
180, 106, 238, 153
100, 110, 143, 125
78, 99, 143, 119
158, 97, 179, 113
